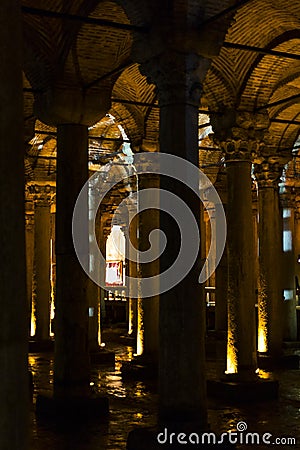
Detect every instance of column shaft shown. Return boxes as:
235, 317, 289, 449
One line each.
128, 208, 138, 337
226, 160, 257, 376
54, 124, 90, 397
34, 202, 51, 340
215, 203, 228, 332
0, 1, 28, 448
137, 174, 159, 360
25, 213, 35, 335
257, 186, 282, 355
282, 200, 297, 340
159, 100, 206, 424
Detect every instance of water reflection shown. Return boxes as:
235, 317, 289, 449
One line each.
29, 338, 300, 450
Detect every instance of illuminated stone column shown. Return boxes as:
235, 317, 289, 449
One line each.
25, 209, 35, 335
29, 184, 54, 341
0, 1, 28, 447
215, 202, 228, 332
135, 172, 159, 361
142, 51, 209, 425
221, 141, 257, 378
294, 193, 300, 300
87, 178, 101, 352
254, 158, 284, 357
211, 110, 272, 379
281, 186, 297, 341
50, 206, 56, 337
127, 201, 138, 338
226, 154, 257, 376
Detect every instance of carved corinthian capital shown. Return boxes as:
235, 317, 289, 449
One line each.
211, 109, 270, 161
27, 184, 56, 206
254, 157, 286, 188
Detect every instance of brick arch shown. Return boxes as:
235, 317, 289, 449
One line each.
238, 30, 300, 111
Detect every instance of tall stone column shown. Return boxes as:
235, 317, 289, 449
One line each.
281, 186, 297, 341
215, 202, 228, 333
88, 178, 101, 352
29, 184, 54, 341
254, 158, 284, 357
294, 193, 300, 304
54, 124, 91, 397
220, 141, 257, 378
0, 1, 28, 448
135, 172, 159, 361
25, 209, 35, 335
127, 201, 138, 338
142, 52, 210, 426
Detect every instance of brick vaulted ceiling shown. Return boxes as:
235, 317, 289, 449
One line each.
22, 0, 300, 189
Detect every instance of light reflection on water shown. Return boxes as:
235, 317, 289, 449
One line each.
29, 338, 300, 450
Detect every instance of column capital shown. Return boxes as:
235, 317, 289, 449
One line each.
211, 110, 270, 161
280, 185, 295, 209
27, 183, 56, 206
254, 156, 286, 188
140, 51, 210, 107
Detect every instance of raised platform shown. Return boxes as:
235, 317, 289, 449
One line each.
36, 391, 109, 421
258, 353, 300, 370
121, 356, 158, 380
283, 340, 300, 349
29, 339, 54, 353
90, 348, 115, 365
207, 376, 279, 402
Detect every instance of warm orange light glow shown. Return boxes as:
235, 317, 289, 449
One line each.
128, 299, 133, 336
225, 332, 238, 374
30, 312, 36, 337
136, 298, 144, 356
258, 325, 268, 353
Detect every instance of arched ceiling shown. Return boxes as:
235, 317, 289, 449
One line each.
22, 0, 300, 190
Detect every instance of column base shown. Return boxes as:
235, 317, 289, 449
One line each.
90, 347, 115, 365
127, 426, 235, 449
121, 355, 158, 380
283, 340, 300, 349
36, 391, 109, 420
29, 339, 54, 353
207, 374, 278, 402
258, 353, 300, 370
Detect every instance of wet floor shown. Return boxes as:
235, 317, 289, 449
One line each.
29, 330, 300, 449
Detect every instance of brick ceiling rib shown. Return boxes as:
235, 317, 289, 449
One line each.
205, 0, 300, 110
69, 1, 132, 87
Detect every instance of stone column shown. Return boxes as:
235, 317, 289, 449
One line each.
135, 172, 159, 361
99, 216, 109, 339
50, 206, 56, 337
281, 186, 297, 341
294, 193, 300, 305
142, 51, 210, 426
215, 202, 228, 333
254, 158, 284, 357
29, 184, 54, 341
88, 178, 101, 352
0, 1, 28, 448
127, 201, 138, 337
222, 142, 257, 378
54, 124, 91, 397
25, 210, 35, 336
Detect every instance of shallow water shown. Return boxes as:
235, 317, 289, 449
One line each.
29, 334, 300, 449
